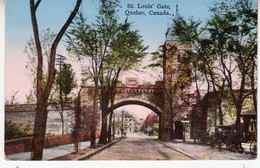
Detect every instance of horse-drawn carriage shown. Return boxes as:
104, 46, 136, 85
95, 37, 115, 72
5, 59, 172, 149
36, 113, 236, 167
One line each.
209, 125, 244, 152
207, 124, 256, 153
192, 109, 257, 153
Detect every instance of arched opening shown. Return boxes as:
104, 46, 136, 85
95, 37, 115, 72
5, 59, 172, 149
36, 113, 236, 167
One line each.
109, 100, 163, 116
107, 100, 163, 139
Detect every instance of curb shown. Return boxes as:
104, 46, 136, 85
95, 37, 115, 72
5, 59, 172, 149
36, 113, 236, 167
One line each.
73, 137, 126, 160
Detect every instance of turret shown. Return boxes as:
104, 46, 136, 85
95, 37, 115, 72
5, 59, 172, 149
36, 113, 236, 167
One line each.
165, 0, 180, 43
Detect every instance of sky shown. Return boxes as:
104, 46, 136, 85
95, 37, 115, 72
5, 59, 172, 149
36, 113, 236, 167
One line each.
3, 0, 255, 117
4, 0, 216, 101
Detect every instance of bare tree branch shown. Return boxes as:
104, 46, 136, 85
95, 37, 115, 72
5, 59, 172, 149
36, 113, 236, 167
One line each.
44, 0, 82, 100
34, 0, 42, 10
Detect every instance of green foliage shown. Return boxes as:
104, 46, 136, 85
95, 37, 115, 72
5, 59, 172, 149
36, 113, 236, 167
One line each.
5, 121, 33, 140
55, 63, 77, 102
5, 121, 54, 140
172, 16, 202, 44
145, 45, 163, 69
66, 1, 147, 88
26, 90, 36, 104
116, 80, 126, 87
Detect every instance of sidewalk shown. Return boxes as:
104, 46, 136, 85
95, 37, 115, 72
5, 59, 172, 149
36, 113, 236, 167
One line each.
165, 138, 256, 160
6, 138, 99, 160
172, 138, 253, 153
51, 137, 125, 160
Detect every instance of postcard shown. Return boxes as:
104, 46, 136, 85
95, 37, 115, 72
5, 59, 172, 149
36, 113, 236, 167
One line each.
1, 0, 258, 167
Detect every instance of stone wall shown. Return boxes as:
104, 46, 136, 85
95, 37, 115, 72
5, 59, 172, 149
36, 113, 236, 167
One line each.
5, 110, 75, 135
5, 102, 99, 136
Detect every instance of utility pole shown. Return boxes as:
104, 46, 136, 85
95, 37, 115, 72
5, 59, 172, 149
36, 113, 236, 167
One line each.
74, 88, 82, 153
56, 54, 66, 134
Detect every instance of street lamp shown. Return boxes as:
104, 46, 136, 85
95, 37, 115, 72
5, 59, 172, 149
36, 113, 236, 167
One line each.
181, 115, 189, 142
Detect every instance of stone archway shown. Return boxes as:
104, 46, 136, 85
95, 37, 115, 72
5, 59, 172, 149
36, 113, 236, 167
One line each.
78, 81, 169, 141
108, 99, 164, 139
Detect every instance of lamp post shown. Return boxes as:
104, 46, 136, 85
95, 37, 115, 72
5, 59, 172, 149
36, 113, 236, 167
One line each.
181, 115, 189, 142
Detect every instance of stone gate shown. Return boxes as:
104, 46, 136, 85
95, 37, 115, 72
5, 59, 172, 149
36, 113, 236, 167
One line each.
78, 79, 171, 140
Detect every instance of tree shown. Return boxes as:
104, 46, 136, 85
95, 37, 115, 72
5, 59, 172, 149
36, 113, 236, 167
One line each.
171, 16, 227, 126
55, 63, 77, 134
101, 18, 147, 143
66, 0, 147, 145
206, 0, 257, 125
66, 7, 114, 147
56, 63, 77, 102
171, 0, 257, 127
29, 0, 82, 160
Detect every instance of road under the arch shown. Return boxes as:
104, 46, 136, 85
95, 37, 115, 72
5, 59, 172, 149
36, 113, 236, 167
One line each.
88, 133, 193, 160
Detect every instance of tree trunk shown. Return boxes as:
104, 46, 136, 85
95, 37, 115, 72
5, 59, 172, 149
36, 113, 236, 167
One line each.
252, 89, 257, 114
61, 111, 64, 134
121, 110, 124, 137
90, 87, 98, 148
74, 93, 81, 153
194, 69, 201, 104
112, 112, 115, 140
107, 111, 113, 142
218, 79, 226, 126
251, 63, 257, 113
235, 71, 246, 125
99, 110, 108, 144
30, 100, 48, 160
218, 102, 223, 125
108, 90, 115, 142
59, 89, 64, 135
98, 88, 109, 144
29, 0, 82, 160
235, 103, 242, 125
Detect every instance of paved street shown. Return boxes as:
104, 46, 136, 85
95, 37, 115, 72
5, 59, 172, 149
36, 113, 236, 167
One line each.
88, 133, 256, 160
88, 133, 193, 160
